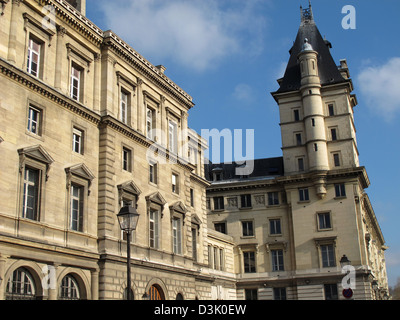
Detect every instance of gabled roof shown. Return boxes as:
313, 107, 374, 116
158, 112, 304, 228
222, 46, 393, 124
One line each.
273, 5, 346, 94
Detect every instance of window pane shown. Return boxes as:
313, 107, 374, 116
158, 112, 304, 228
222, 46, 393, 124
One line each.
27, 39, 40, 77
23, 168, 39, 220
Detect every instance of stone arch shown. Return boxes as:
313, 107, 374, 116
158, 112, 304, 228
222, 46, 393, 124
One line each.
145, 277, 169, 300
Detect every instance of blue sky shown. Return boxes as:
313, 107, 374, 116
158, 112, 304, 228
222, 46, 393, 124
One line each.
86, 0, 400, 287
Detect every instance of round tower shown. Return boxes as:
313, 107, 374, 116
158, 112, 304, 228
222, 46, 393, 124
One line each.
298, 38, 329, 172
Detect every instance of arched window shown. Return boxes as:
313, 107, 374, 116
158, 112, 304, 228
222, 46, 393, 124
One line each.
59, 274, 80, 300
6, 268, 36, 300
176, 293, 184, 300
148, 285, 164, 300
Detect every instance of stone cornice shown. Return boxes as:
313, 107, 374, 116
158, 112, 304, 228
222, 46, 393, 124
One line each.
36, 0, 104, 46
0, 57, 101, 125
276, 167, 370, 189
190, 174, 211, 188
103, 30, 194, 110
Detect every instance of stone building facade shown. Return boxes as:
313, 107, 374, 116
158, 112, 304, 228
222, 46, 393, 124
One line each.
0, 0, 213, 300
205, 4, 389, 300
0, 0, 389, 301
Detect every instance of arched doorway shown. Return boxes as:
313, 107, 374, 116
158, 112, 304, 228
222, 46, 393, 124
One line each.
148, 284, 164, 300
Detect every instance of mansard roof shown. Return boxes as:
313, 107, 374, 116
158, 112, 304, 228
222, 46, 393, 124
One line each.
273, 6, 347, 94
204, 157, 284, 182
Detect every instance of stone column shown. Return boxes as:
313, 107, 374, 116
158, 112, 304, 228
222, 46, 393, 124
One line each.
91, 268, 99, 300
47, 263, 60, 300
7, 0, 21, 64
92, 53, 101, 113
54, 26, 66, 91
0, 254, 9, 300
136, 78, 144, 133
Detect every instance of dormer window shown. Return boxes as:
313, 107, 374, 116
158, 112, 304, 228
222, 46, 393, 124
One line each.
212, 168, 223, 181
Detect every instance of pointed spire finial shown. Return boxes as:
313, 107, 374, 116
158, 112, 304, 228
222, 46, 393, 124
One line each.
301, 1, 314, 24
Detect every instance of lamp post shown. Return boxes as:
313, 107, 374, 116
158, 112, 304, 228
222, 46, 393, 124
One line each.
340, 255, 351, 268
117, 205, 140, 300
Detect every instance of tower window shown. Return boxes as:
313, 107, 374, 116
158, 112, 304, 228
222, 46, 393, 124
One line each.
314, 143, 318, 151
333, 153, 340, 167
312, 118, 315, 127
331, 128, 337, 141
328, 104, 335, 116
293, 109, 300, 122
295, 133, 302, 146
298, 157, 305, 172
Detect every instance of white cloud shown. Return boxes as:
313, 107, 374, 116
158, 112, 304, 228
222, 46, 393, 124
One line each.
233, 84, 254, 102
98, 0, 266, 71
357, 57, 400, 121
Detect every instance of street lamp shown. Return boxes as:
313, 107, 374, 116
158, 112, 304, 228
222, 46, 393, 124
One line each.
117, 205, 140, 300
340, 255, 351, 268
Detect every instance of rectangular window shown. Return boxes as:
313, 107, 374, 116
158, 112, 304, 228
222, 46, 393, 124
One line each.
273, 288, 287, 300
213, 196, 224, 210
271, 249, 284, 271
298, 157, 305, 172
295, 133, 302, 146
270, 219, 282, 235
27, 105, 41, 135
214, 222, 226, 234
219, 248, 224, 271
168, 120, 178, 153
149, 163, 157, 184
172, 218, 182, 255
333, 153, 341, 167
146, 108, 154, 140
268, 192, 279, 206
242, 221, 254, 237
331, 128, 337, 141
243, 251, 256, 273
27, 38, 41, 77
23, 167, 40, 221
70, 64, 81, 101
72, 127, 84, 154
120, 90, 128, 124
241, 194, 252, 208
293, 109, 300, 121
122, 147, 132, 172
335, 183, 346, 197
321, 244, 336, 267
172, 173, 178, 193
149, 209, 159, 249
245, 289, 258, 300
299, 188, 309, 201
192, 228, 197, 261
318, 212, 332, 230
328, 104, 335, 116
213, 246, 219, 270
70, 184, 83, 231
324, 284, 338, 300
